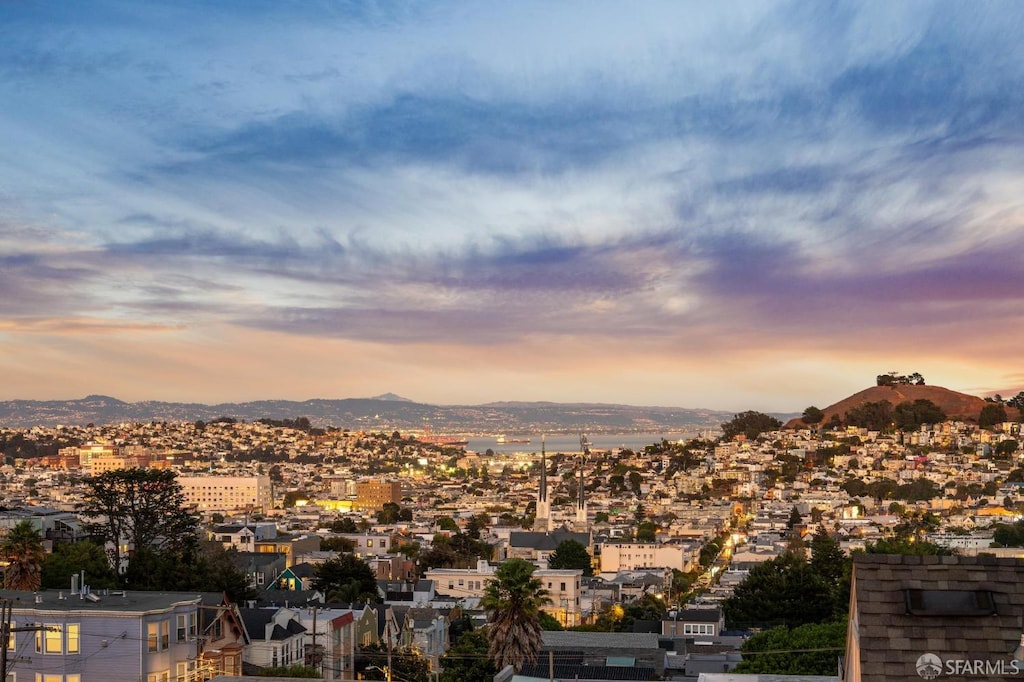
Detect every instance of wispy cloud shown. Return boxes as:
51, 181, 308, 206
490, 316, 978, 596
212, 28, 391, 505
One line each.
1, 0, 1023, 406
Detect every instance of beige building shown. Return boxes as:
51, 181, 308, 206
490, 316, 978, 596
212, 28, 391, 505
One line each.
179, 474, 273, 514
426, 560, 584, 626
598, 542, 698, 573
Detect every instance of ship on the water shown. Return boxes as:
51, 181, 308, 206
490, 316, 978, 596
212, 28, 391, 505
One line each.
496, 434, 531, 444
416, 433, 469, 446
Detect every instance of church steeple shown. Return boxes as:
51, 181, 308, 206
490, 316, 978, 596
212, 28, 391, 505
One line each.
575, 433, 589, 531
534, 434, 552, 531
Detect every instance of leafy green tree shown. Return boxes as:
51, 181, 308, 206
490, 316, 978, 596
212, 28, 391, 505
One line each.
721, 411, 783, 441
615, 594, 667, 633
439, 627, 496, 682
723, 553, 835, 629
313, 554, 379, 602
546, 539, 594, 576
892, 399, 946, 430
734, 622, 846, 675
321, 536, 356, 553
1, 520, 45, 590
377, 502, 401, 524
41, 540, 119, 590
331, 517, 359, 533
844, 401, 894, 431
481, 558, 550, 672
437, 516, 459, 532
593, 511, 610, 524
995, 440, 1020, 458
252, 664, 320, 677
80, 468, 199, 574
635, 521, 658, 542
801, 406, 825, 425
358, 642, 431, 682
538, 611, 564, 630
980, 403, 1008, 430
863, 538, 953, 555
994, 521, 1024, 547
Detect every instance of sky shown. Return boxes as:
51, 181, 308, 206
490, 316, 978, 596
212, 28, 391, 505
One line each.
1, 1, 1023, 413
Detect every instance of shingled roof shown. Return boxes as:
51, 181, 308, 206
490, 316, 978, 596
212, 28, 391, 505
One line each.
844, 554, 1024, 681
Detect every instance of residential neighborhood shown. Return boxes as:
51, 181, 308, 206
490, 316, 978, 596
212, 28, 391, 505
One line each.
1, 390, 1024, 681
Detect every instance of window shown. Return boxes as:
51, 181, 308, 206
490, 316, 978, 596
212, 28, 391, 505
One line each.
146, 673, 169, 682
683, 623, 714, 635
560, 582, 566, 591
6, 621, 13, 651
176, 613, 196, 642
147, 621, 169, 652
36, 625, 62, 654
212, 618, 223, 639
66, 624, 79, 654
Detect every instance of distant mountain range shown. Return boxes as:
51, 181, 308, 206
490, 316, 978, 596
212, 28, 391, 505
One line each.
0, 394, 747, 432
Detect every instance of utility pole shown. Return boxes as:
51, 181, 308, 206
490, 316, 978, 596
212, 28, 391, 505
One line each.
1, 598, 53, 681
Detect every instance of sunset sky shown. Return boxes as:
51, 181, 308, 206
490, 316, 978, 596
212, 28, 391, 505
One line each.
2, 1, 1023, 413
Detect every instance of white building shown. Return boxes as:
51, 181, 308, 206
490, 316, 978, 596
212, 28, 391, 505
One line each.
178, 474, 273, 514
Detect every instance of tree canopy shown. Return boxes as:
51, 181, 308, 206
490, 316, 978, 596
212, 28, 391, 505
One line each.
546, 539, 593, 576
79, 468, 198, 574
892, 399, 946, 430
723, 552, 837, 629
721, 411, 783, 441
313, 554, 379, 603
801, 406, 825, 425
734, 622, 847, 675
980, 402, 1008, 429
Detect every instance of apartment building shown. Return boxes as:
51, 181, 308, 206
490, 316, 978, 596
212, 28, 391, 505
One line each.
426, 560, 584, 626
354, 480, 402, 511
599, 542, 699, 573
1, 588, 201, 682
179, 474, 273, 514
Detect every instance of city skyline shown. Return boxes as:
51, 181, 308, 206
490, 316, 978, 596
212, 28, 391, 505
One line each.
2, 1, 1023, 412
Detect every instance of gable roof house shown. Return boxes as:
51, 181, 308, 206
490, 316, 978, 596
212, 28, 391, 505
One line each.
842, 554, 1024, 681
238, 606, 307, 671
198, 592, 250, 678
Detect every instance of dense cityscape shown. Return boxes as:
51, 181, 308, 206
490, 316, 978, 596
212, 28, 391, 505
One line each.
5, 2, 1024, 681
2, 378, 1024, 681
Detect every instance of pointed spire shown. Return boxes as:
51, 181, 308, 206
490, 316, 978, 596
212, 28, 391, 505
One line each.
534, 434, 552, 531
538, 434, 547, 502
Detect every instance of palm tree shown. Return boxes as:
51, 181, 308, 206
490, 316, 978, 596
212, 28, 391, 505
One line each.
1, 520, 46, 590
480, 558, 551, 672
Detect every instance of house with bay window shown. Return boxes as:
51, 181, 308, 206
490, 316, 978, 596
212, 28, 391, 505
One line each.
1, 588, 201, 682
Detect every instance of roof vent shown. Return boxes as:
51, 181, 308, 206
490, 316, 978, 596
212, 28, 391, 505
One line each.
85, 592, 101, 602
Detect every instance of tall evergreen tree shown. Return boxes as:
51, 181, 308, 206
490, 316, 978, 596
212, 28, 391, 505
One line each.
481, 558, 550, 672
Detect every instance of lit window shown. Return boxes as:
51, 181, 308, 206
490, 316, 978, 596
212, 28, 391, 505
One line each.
66, 624, 79, 654
148, 622, 159, 652
6, 621, 13, 650
44, 625, 62, 654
